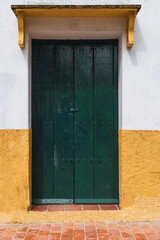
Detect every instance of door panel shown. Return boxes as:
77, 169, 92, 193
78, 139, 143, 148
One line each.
74, 44, 94, 200
113, 44, 119, 199
32, 43, 54, 200
94, 44, 115, 199
53, 44, 74, 201
32, 40, 118, 204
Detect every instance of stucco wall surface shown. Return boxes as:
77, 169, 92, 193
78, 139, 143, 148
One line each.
0, 130, 31, 213
0, 130, 160, 222
0, 0, 160, 130
0, 0, 160, 223
119, 130, 160, 209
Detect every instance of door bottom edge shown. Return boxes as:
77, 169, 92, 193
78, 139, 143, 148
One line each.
32, 199, 73, 204
32, 199, 119, 204
75, 199, 119, 204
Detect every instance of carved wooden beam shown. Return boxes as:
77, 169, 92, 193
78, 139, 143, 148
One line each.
17, 11, 25, 48
127, 11, 136, 48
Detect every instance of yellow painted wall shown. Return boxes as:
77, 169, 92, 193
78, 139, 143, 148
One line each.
119, 130, 160, 209
0, 129, 160, 222
0, 129, 31, 213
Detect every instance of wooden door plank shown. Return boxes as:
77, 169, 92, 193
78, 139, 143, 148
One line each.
53, 43, 74, 200
32, 42, 54, 201
94, 42, 118, 200
74, 44, 94, 200
113, 43, 119, 199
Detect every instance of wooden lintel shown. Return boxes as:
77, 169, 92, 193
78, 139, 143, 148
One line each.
17, 11, 25, 48
12, 5, 141, 49
11, 5, 141, 11
127, 11, 136, 48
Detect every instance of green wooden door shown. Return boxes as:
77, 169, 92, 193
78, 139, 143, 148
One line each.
32, 40, 118, 204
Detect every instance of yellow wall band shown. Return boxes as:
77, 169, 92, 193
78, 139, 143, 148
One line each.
0, 129, 160, 222
0, 129, 31, 213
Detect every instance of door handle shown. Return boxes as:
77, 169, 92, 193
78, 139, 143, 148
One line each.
70, 108, 79, 113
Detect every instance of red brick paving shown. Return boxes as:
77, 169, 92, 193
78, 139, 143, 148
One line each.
0, 222, 159, 239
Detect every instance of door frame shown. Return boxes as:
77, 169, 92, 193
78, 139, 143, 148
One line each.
31, 39, 119, 205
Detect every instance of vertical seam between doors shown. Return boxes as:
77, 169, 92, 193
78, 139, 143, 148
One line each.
73, 43, 75, 203
93, 44, 95, 199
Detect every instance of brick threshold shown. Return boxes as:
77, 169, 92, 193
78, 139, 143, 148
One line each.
31, 204, 120, 212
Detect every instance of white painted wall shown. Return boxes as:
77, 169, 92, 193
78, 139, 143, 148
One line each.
0, 0, 160, 130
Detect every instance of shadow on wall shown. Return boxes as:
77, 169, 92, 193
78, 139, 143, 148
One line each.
128, 19, 146, 66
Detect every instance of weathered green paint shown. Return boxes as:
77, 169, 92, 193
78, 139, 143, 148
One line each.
32, 43, 55, 200
94, 44, 117, 200
74, 44, 94, 200
32, 40, 118, 204
53, 44, 74, 200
